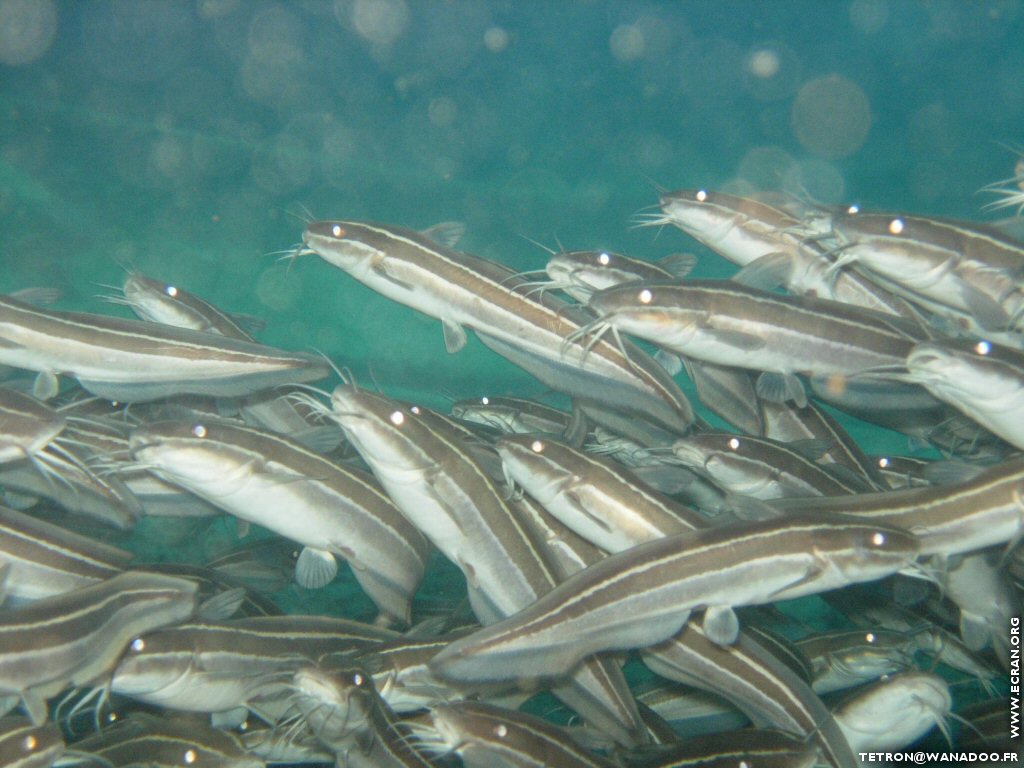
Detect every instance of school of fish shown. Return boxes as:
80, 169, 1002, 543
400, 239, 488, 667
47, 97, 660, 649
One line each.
1, 186, 1022, 768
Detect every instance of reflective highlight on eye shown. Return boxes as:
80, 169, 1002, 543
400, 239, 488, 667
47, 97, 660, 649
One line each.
192, 424, 207, 438
639, 289, 653, 304
390, 411, 405, 426
695, 189, 708, 202
531, 440, 544, 453
331, 224, 344, 237
888, 218, 905, 235
975, 340, 991, 355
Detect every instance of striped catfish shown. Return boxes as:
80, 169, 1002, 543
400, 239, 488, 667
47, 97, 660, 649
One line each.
832, 671, 951, 752
0, 718, 63, 768
494, 434, 703, 553
759, 398, 888, 491
128, 419, 430, 624
118, 271, 260, 339
795, 629, 917, 694
487, 445, 855, 768
110, 615, 398, 716
671, 432, 866, 500
301, 220, 695, 433
292, 664, 440, 768
419, 700, 615, 768
71, 712, 262, 768
0, 389, 66, 466
430, 514, 918, 681
830, 210, 1024, 331
537, 243, 759, 433
905, 338, 1024, 450
655, 189, 917, 319
583, 280, 924, 407
0, 505, 132, 603
544, 249, 695, 303
621, 729, 819, 768
0, 293, 328, 402
0, 570, 197, 724
326, 386, 649, 747
114, 273, 340, 451
768, 455, 1024, 557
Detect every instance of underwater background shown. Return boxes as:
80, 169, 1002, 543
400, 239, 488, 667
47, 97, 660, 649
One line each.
1, 0, 1024, 747
3, 0, 1023, 417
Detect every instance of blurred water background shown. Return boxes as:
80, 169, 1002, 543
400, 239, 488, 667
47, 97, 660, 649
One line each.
2, 1, 1021, 418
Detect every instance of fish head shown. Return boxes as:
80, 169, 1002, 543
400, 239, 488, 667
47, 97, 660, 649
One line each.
328, 386, 435, 473
494, 435, 576, 503
303, 221, 387, 277
908, 339, 1021, 404
825, 516, 921, 581
110, 621, 196, 697
547, 250, 638, 296
659, 188, 745, 243
588, 284, 697, 342
127, 421, 260, 493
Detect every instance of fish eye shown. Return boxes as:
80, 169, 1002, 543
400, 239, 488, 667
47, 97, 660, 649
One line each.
888, 218, 905, 235
480, 396, 489, 405
493, 723, 508, 739
728, 437, 740, 450
598, 252, 610, 265
389, 410, 405, 426
410, 405, 421, 415
877, 457, 890, 469
531, 439, 544, 453
165, 285, 178, 297
695, 189, 708, 202
846, 204, 860, 215
639, 288, 653, 304
865, 632, 877, 644
22, 736, 37, 752
870, 531, 886, 547
192, 424, 207, 438
975, 340, 991, 355
331, 224, 344, 237
353, 673, 364, 686
131, 637, 145, 652
183, 749, 197, 765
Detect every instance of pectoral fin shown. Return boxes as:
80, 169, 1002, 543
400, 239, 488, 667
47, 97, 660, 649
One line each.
295, 547, 338, 589
756, 372, 807, 408
702, 605, 740, 646
33, 371, 59, 401
442, 318, 468, 353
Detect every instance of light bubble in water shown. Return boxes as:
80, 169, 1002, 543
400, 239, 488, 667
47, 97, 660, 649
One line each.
742, 42, 801, 101
748, 49, 779, 79
249, 5, 303, 60
0, 0, 57, 66
850, 0, 889, 34
783, 158, 846, 205
256, 266, 301, 312
351, 0, 408, 46
484, 26, 508, 53
737, 145, 796, 190
428, 97, 458, 127
610, 24, 645, 62
197, 0, 238, 20
82, 0, 193, 83
791, 74, 872, 159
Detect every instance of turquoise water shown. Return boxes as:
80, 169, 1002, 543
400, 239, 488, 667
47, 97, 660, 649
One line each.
2, 0, 1023, 755
3, 0, 1022, 419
